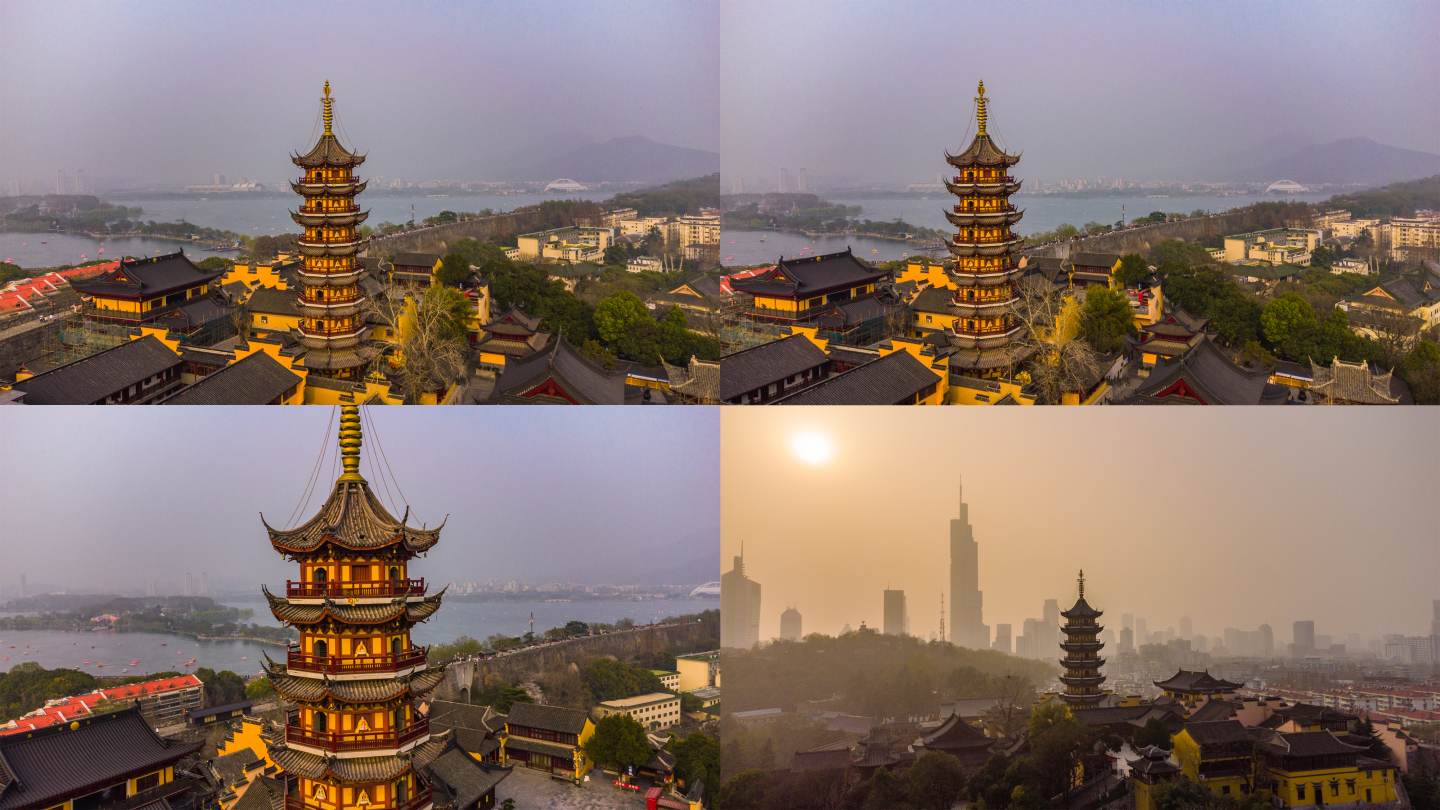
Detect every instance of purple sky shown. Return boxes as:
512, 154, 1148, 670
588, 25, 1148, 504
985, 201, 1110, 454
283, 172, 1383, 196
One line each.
0, 1, 719, 187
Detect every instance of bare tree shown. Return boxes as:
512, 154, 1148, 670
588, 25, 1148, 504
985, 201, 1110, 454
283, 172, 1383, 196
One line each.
1007, 276, 1107, 404
981, 672, 1035, 737
1358, 305, 1425, 367
363, 281, 470, 404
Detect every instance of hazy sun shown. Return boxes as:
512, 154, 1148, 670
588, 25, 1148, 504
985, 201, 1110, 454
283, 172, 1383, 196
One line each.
792, 433, 833, 465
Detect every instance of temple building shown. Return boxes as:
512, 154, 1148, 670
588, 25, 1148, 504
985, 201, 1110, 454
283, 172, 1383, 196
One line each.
290, 82, 382, 380
1058, 570, 1106, 708
256, 405, 468, 810
1153, 670, 1243, 702
473, 305, 552, 370
941, 81, 1030, 380
68, 251, 231, 335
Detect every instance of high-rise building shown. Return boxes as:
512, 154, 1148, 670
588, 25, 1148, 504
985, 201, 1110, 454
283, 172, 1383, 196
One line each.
1121, 613, 1133, 631
1431, 600, 1440, 638
883, 589, 907, 636
778, 168, 789, 193
731, 177, 744, 194
1259, 623, 1274, 656
259, 406, 450, 803
1293, 620, 1315, 651
1135, 617, 1148, 646
74, 169, 85, 193
184, 572, 193, 597
1119, 626, 1133, 652
797, 168, 808, 192
992, 623, 1012, 654
1018, 617, 1041, 659
949, 478, 988, 649
146, 581, 157, 597
721, 547, 761, 649
1059, 571, 1105, 708
1179, 616, 1192, 639
290, 82, 381, 379
780, 606, 802, 641
942, 81, 1027, 383
55, 169, 67, 195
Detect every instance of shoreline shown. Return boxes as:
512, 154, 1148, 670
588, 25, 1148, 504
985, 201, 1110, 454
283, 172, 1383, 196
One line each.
722, 224, 941, 243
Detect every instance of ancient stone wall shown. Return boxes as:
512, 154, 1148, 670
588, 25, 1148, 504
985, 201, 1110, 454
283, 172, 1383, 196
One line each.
366, 208, 551, 257
1027, 206, 1291, 259
0, 317, 60, 380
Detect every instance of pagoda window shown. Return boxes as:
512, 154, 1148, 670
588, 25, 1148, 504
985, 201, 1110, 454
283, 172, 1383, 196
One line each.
392, 636, 403, 656
395, 781, 408, 804
313, 711, 328, 733
966, 172, 974, 181
353, 565, 371, 581
314, 567, 328, 583
389, 566, 401, 580
966, 200, 974, 210
313, 639, 328, 657
967, 320, 975, 331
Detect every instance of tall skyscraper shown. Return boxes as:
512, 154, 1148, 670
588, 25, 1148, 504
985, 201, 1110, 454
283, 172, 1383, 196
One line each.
992, 623, 1012, 654
1259, 623, 1274, 656
55, 169, 67, 194
778, 167, 789, 193
146, 581, 157, 597
721, 548, 761, 649
75, 169, 85, 193
731, 177, 744, 194
1119, 627, 1133, 652
1121, 613, 1133, 631
883, 589, 908, 636
797, 168, 808, 192
780, 607, 802, 641
1042, 598, 1060, 654
1135, 617, 1148, 646
949, 478, 988, 649
1179, 616, 1192, 639
1293, 620, 1315, 650
184, 572, 193, 597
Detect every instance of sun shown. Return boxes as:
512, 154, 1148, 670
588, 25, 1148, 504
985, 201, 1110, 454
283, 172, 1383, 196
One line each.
792, 432, 833, 465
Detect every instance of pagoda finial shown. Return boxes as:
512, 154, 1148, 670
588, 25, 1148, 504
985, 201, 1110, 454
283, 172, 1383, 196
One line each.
322, 81, 334, 136
337, 405, 364, 481
975, 81, 987, 137
1078, 569, 1085, 599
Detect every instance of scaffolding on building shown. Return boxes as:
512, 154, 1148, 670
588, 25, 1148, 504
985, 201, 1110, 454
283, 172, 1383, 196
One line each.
720, 293, 910, 355
41, 301, 245, 371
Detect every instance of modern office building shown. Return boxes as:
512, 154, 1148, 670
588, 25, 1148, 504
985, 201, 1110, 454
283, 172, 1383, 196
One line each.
949, 479, 988, 649
883, 589, 908, 636
721, 549, 761, 649
992, 623, 1012, 654
780, 606, 802, 641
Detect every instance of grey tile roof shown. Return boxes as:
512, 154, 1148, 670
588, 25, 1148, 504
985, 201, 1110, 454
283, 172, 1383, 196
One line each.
910, 286, 954, 313
228, 775, 285, 810
490, 337, 625, 405
1182, 720, 1258, 746
424, 747, 510, 809
393, 253, 442, 270
771, 350, 941, 405
162, 352, 301, 405
69, 251, 224, 299
244, 286, 297, 316
1124, 337, 1281, 405
730, 248, 888, 298
506, 703, 589, 736
719, 334, 831, 400
0, 708, 200, 810
12, 335, 181, 405
261, 477, 442, 554
1068, 252, 1121, 270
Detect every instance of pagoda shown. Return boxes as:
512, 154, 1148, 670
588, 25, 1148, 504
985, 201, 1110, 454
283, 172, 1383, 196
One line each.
1058, 570, 1106, 708
943, 81, 1028, 377
258, 406, 450, 810
290, 82, 380, 379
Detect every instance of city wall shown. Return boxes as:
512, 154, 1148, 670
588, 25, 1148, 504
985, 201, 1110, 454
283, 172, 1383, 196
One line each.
366, 208, 551, 257
435, 622, 711, 701
1027, 207, 1283, 260
0, 317, 60, 380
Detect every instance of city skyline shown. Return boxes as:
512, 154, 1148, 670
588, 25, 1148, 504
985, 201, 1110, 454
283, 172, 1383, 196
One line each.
0, 407, 720, 589
720, 408, 1439, 643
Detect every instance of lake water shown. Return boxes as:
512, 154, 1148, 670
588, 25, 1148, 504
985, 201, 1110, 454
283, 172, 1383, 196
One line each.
2, 192, 611, 270
721, 193, 1334, 266
0, 598, 715, 678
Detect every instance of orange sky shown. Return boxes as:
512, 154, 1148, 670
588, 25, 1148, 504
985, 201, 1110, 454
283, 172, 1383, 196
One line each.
721, 408, 1439, 646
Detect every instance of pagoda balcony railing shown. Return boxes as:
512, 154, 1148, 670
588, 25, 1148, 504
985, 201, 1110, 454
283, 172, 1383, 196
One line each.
954, 204, 1017, 214
954, 175, 1015, 184
299, 177, 359, 185
288, 786, 432, 810
299, 235, 362, 245
297, 292, 364, 308
951, 322, 1017, 336
287, 578, 425, 599
286, 645, 429, 675
300, 323, 367, 338
301, 204, 362, 215
951, 234, 1017, 245
284, 715, 430, 753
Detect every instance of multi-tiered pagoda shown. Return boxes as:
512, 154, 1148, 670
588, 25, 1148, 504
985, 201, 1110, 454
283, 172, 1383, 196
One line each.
1058, 570, 1106, 708
259, 406, 450, 810
943, 81, 1028, 377
291, 82, 380, 379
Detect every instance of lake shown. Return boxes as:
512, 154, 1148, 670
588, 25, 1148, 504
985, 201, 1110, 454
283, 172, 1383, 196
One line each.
721, 193, 1335, 266
0, 598, 714, 678
2, 192, 611, 270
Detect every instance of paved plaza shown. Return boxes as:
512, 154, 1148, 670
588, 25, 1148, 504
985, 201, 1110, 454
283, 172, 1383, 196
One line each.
495, 766, 649, 810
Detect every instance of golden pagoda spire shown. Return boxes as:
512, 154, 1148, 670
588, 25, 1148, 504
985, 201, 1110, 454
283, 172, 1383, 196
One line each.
322, 81, 334, 136
337, 405, 364, 481
975, 80, 987, 137
1078, 569, 1085, 599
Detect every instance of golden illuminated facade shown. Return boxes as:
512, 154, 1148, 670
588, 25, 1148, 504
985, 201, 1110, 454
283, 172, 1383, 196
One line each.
943, 81, 1028, 377
291, 83, 380, 379
1058, 570, 1106, 708
260, 406, 449, 810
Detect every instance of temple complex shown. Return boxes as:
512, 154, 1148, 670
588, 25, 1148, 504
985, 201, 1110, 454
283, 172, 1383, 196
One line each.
257, 405, 455, 810
941, 81, 1029, 379
1058, 570, 1106, 708
290, 82, 381, 379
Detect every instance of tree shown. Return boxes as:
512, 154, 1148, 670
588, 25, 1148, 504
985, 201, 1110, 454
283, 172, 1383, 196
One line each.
1310, 244, 1335, 270
905, 751, 967, 810
658, 305, 691, 363
595, 290, 650, 344
670, 732, 720, 805
434, 252, 472, 288
1133, 716, 1173, 751
1349, 715, 1392, 762
1401, 338, 1440, 405
194, 668, 246, 707
1114, 253, 1150, 288
582, 714, 653, 776
366, 283, 472, 404
1261, 293, 1317, 350
1008, 275, 1109, 405
718, 770, 773, 810
1150, 777, 1221, 809
245, 678, 277, 702
581, 659, 666, 703
1079, 287, 1138, 353
861, 766, 908, 810
603, 244, 630, 266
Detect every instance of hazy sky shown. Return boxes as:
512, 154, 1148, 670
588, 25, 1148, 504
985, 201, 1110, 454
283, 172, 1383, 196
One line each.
0, 1, 719, 186
721, 408, 1439, 645
721, 0, 1440, 186
0, 407, 718, 592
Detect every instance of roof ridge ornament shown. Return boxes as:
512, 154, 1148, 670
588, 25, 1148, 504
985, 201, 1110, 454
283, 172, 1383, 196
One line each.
975, 81, 987, 137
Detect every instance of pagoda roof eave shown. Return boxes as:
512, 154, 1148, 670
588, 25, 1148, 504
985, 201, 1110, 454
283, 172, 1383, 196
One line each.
263, 657, 447, 704
261, 479, 445, 554
264, 585, 446, 626
267, 731, 448, 781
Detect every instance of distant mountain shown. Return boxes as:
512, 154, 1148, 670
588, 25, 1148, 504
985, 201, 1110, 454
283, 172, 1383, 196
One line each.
1171, 131, 1319, 182
1225, 137, 1440, 186
503, 136, 720, 184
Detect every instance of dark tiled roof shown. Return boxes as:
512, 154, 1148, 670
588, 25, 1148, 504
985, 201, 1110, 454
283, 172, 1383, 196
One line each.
229, 775, 285, 810
245, 286, 297, 316
424, 746, 510, 808
292, 131, 365, 167
263, 661, 446, 704
490, 337, 625, 405
729, 248, 888, 298
69, 251, 224, 299
263, 588, 444, 626
162, 352, 301, 405
506, 703, 589, 736
1124, 337, 1280, 406
12, 335, 181, 405
921, 713, 991, 748
910, 286, 954, 314
187, 700, 253, 719
1068, 252, 1121, 271
1061, 597, 1102, 620
1308, 358, 1406, 404
1260, 730, 1367, 758
1185, 700, 1239, 723
1155, 670, 1243, 693
261, 478, 443, 554
1127, 757, 1181, 776
0, 708, 200, 810
719, 333, 830, 400
945, 132, 1020, 168
212, 747, 263, 788
1182, 720, 1257, 746
393, 253, 442, 270
268, 732, 448, 782
1267, 703, 1356, 724
771, 350, 941, 405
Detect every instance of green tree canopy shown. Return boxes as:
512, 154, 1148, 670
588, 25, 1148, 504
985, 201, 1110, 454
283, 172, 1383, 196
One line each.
1114, 253, 1150, 288
670, 732, 720, 805
1132, 716, 1173, 750
595, 290, 650, 344
905, 750, 968, 810
582, 713, 653, 774
581, 659, 666, 703
435, 252, 472, 287
1079, 286, 1139, 353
